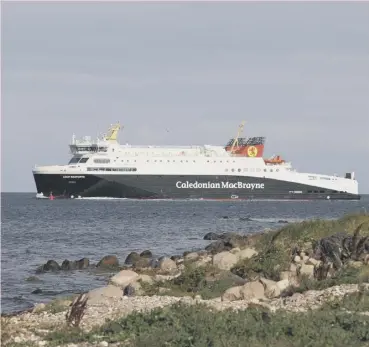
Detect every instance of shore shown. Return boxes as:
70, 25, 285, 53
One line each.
2, 212, 369, 347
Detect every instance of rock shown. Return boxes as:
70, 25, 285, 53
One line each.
149, 258, 160, 268
278, 220, 289, 224
99, 342, 109, 347
290, 263, 298, 273
137, 274, 154, 284
240, 281, 265, 300
193, 256, 212, 268
76, 257, 90, 269
259, 278, 280, 299
230, 247, 241, 254
170, 255, 181, 262
124, 281, 143, 296
140, 250, 152, 258
184, 252, 199, 262
221, 286, 243, 301
299, 264, 315, 278
97, 255, 119, 268
133, 257, 151, 269
236, 248, 258, 261
213, 251, 238, 270
280, 271, 291, 281
277, 279, 290, 292
158, 257, 177, 273
220, 233, 249, 249
32, 288, 42, 294
86, 284, 123, 304
125, 252, 141, 265
306, 258, 322, 267
36, 260, 61, 273
203, 232, 220, 240
61, 259, 77, 271
110, 270, 139, 289
348, 260, 363, 268
32, 303, 46, 313
205, 240, 229, 254
293, 255, 302, 263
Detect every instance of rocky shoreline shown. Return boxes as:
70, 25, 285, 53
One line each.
2, 213, 369, 347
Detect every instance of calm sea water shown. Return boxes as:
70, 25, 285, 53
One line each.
1, 192, 369, 314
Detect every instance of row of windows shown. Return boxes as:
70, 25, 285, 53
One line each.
307, 190, 344, 194
69, 157, 89, 164
94, 159, 110, 164
87, 167, 137, 172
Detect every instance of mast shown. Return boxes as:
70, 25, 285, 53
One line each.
230, 121, 245, 154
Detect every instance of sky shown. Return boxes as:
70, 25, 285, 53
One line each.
1, 1, 369, 193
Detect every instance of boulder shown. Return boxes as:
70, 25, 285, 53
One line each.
36, 260, 61, 273
86, 285, 123, 304
213, 251, 238, 270
184, 252, 199, 262
221, 286, 243, 301
239, 281, 265, 300
61, 259, 77, 271
158, 257, 177, 273
203, 232, 220, 240
76, 257, 90, 269
124, 252, 141, 265
259, 278, 280, 299
110, 270, 139, 289
140, 250, 153, 258
299, 264, 315, 278
97, 255, 119, 268
236, 248, 258, 261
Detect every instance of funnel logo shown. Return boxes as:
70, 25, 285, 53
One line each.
247, 146, 258, 157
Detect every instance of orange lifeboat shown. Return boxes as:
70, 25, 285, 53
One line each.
264, 155, 285, 165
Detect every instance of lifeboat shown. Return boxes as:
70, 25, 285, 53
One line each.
264, 155, 285, 165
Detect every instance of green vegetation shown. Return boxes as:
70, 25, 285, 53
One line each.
43, 289, 369, 347
141, 264, 238, 299
255, 212, 369, 251
232, 213, 369, 282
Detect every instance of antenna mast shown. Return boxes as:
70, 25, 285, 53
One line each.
230, 121, 245, 154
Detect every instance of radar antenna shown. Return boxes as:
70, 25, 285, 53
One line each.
230, 121, 245, 153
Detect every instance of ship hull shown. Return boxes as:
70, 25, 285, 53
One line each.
33, 173, 361, 200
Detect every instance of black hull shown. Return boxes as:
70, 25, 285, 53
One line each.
33, 173, 360, 201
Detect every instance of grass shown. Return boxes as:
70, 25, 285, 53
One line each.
140, 264, 238, 299
43, 289, 369, 347
231, 213, 369, 282
255, 213, 369, 251
281, 265, 369, 296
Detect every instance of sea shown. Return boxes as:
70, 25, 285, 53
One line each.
1, 192, 369, 315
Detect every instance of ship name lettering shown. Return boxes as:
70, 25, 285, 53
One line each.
175, 181, 264, 189
63, 175, 85, 179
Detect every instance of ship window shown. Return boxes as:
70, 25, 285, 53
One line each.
94, 158, 110, 164
276, 169, 279, 172
308, 190, 312, 193
319, 190, 325, 193
244, 168, 248, 172
231, 168, 235, 172
264, 169, 267, 172
225, 169, 228, 172
238, 169, 241, 172
68, 157, 81, 164
106, 168, 112, 171
256, 168, 261, 172
270, 169, 273, 172
79, 158, 89, 163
